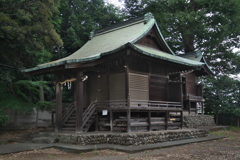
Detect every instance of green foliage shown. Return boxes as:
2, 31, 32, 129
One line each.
0, 110, 9, 127
58, 0, 124, 57
123, 0, 240, 125
142, 0, 240, 54
36, 101, 53, 111
0, 80, 50, 113
0, 0, 62, 116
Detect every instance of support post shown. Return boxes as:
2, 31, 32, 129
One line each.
110, 110, 113, 132
165, 111, 168, 130
127, 109, 131, 133
148, 111, 151, 131
195, 102, 198, 115
55, 82, 62, 132
188, 101, 191, 115
95, 111, 99, 131
180, 111, 183, 129
76, 71, 84, 133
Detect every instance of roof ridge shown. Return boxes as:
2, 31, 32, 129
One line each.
93, 12, 155, 38
94, 16, 144, 36
94, 20, 144, 37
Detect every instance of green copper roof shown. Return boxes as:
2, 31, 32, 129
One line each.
23, 13, 207, 74
178, 51, 203, 62
132, 44, 204, 66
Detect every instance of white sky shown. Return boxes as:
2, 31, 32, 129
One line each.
104, 0, 124, 8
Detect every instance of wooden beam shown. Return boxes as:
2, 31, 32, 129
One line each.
76, 71, 84, 133
55, 81, 62, 132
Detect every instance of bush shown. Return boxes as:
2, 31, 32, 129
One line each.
0, 111, 9, 127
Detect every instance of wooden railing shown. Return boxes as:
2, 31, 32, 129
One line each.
130, 99, 182, 108
95, 99, 182, 110
62, 103, 75, 125
184, 95, 204, 101
82, 101, 97, 127
96, 100, 128, 108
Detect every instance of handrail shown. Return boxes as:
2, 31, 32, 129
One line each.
184, 95, 204, 101
95, 99, 182, 108
82, 101, 97, 127
62, 103, 75, 125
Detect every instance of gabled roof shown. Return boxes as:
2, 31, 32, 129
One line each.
179, 51, 214, 75
23, 13, 209, 74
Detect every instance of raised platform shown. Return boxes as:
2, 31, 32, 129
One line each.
32, 129, 208, 146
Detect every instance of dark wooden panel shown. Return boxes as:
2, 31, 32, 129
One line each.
168, 82, 181, 102
109, 72, 126, 100
89, 74, 109, 102
185, 73, 197, 95
149, 75, 168, 101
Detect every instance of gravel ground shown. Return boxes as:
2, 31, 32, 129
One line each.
0, 128, 240, 160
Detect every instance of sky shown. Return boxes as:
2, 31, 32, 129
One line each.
104, 0, 125, 8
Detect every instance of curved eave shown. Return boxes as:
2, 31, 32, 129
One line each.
22, 45, 127, 75
128, 43, 204, 67
202, 57, 215, 75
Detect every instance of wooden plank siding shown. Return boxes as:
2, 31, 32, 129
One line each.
89, 74, 109, 102
149, 75, 168, 101
109, 72, 126, 100
185, 72, 197, 96
129, 73, 149, 100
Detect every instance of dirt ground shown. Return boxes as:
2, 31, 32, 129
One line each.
0, 127, 240, 160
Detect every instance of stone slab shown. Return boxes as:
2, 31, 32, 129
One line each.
0, 143, 54, 155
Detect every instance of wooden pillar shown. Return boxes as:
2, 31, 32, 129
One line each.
188, 101, 191, 115
201, 102, 204, 115
127, 109, 131, 133
95, 111, 99, 131
165, 111, 168, 130
110, 110, 113, 132
55, 82, 62, 132
148, 111, 151, 131
180, 111, 183, 129
195, 102, 198, 115
76, 71, 84, 133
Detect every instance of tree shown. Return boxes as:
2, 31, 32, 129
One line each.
58, 0, 124, 57
123, 0, 145, 18
123, 0, 240, 126
143, 0, 240, 55
0, 0, 63, 120
204, 76, 240, 125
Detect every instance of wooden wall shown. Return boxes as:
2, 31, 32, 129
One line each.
129, 73, 149, 100
149, 75, 168, 101
89, 74, 109, 102
109, 72, 126, 100
168, 82, 182, 102
185, 73, 197, 96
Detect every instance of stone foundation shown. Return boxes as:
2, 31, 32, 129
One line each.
183, 115, 215, 128
33, 129, 208, 146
